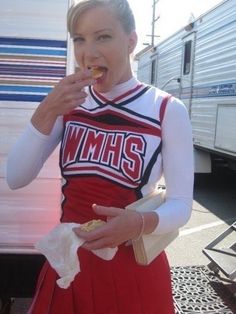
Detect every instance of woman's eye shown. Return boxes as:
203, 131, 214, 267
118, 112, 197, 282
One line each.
73, 37, 85, 44
98, 34, 112, 41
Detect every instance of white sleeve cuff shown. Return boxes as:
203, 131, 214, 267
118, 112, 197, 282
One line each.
152, 197, 193, 235
28, 122, 51, 140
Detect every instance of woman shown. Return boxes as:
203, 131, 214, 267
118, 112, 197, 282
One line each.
7, 0, 194, 313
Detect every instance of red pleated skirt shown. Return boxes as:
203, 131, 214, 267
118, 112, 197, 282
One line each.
28, 245, 174, 314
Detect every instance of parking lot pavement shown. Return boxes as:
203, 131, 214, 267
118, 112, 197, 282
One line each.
10, 298, 31, 314
166, 172, 236, 267
166, 172, 236, 313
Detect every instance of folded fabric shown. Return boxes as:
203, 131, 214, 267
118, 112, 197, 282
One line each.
35, 223, 118, 289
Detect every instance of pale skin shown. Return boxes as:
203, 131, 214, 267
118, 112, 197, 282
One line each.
31, 70, 95, 135
31, 5, 159, 250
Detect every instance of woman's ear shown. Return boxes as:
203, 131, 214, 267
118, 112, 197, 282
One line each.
128, 31, 138, 54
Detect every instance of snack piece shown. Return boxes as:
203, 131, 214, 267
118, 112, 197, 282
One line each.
80, 219, 105, 232
90, 67, 104, 79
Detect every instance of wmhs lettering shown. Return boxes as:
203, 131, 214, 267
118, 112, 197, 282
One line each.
61, 122, 146, 182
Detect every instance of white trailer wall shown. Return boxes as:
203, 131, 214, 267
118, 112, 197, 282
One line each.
0, 0, 70, 252
191, 0, 236, 156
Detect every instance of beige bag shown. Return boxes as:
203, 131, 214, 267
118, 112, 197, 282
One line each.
125, 188, 179, 265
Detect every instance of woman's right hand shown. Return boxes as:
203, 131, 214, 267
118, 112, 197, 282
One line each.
31, 69, 95, 135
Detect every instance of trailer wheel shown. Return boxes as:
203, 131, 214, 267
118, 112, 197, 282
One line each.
0, 297, 12, 314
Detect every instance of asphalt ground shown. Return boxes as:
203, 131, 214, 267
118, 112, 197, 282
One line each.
166, 171, 236, 267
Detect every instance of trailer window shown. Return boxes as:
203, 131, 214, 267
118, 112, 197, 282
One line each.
151, 59, 156, 85
183, 40, 192, 75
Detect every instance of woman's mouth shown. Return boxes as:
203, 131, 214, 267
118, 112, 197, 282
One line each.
89, 66, 107, 80
91, 67, 103, 79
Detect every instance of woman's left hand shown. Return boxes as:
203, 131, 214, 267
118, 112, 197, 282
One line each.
73, 204, 143, 250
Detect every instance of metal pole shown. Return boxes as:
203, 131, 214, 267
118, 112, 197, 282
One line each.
151, 0, 159, 46
151, 0, 155, 46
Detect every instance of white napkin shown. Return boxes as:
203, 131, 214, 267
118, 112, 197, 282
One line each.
35, 223, 118, 289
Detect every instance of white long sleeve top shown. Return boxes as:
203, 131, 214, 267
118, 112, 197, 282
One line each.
7, 77, 194, 235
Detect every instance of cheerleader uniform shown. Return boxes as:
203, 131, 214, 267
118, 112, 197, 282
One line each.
7, 77, 194, 314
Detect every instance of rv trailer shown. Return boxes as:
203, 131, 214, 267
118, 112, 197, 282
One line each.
136, 0, 236, 173
0, 0, 75, 310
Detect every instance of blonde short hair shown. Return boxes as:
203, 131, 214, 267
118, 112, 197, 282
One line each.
67, 0, 136, 37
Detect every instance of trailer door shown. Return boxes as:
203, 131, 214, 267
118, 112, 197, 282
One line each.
180, 32, 196, 114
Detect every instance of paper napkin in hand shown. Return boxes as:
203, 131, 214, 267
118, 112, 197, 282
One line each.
35, 223, 117, 289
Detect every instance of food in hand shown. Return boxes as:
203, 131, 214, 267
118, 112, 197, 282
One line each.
80, 219, 105, 231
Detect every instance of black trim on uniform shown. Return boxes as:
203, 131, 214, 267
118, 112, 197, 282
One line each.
117, 86, 151, 106
89, 85, 151, 107
137, 142, 162, 192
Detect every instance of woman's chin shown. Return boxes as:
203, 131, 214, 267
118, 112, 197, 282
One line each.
93, 82, 112, 93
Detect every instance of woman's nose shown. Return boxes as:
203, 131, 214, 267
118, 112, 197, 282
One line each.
83, 42, 100, 60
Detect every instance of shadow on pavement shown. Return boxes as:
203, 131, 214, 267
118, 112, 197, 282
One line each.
194, 171, 236, 226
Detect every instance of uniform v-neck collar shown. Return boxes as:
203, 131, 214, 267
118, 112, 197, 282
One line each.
89, 77, 150, 106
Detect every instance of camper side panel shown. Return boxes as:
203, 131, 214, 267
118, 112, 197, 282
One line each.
0, 0, 70, 252
191, 0, 236, 158
156, 31, 185, 97
136, 49, 153, 84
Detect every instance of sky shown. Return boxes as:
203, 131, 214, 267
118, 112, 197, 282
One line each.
128, 0, 223, 53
